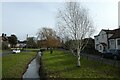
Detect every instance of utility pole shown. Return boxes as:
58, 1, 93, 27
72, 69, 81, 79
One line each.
26, 34, 28, 52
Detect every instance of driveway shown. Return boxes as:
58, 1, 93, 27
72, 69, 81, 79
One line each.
82, 53, 120, 67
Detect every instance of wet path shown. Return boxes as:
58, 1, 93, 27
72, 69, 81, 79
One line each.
22, 52, 41, 79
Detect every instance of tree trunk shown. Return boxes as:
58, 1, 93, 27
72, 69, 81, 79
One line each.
77, 48, 81, 67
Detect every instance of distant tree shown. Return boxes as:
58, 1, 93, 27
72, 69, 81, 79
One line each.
27, 37, 37, 48
82, 38, 98, 54
37, 27, 61, 49
8, 34, 18, 48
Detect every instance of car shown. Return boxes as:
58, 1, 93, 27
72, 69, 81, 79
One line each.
101, 49, 120, 60
12, 49, 21, 54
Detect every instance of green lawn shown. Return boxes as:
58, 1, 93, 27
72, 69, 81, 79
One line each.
0, 50, 2, 53
2, 52, 36, 78
0, 57, 2, 79
42, 50, 120, 78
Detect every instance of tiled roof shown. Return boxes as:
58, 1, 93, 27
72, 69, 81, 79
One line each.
108, 28, 120, 39
102, 29, 115, 34
101, 28, 120, 39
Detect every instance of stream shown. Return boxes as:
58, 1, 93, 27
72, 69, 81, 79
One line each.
22, 52, 41, 79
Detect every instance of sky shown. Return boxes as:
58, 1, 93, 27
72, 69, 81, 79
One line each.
0, 0, 119, 40
119, 1, 120, 27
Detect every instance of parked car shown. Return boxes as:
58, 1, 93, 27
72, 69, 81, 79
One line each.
101, 49, 120, 60
12, 49, 21, 54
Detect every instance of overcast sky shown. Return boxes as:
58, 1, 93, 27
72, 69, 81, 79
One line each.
0, 0, 119, 40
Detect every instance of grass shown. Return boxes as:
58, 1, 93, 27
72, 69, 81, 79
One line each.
0, 57, 1, 79
2, 52, 36, 78
42, 50, 120, 78
0, 50, 1, 53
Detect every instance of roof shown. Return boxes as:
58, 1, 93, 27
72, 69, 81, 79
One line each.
103, 28, 120, 34
102, 29, 115, 34
2, 36, 8, 41
109, 28, 120, 39
94, 29, 114, 37
94, 28, 120, 39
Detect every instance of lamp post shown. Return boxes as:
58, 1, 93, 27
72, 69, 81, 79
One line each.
26, 34, 28, 52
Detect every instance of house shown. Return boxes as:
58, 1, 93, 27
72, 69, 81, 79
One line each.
17, 40, 26, 48
1, 33, 9, 49
94, 28, 120, 53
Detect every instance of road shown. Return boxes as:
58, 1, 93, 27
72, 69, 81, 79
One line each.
0, 51, 12, 56
0, 50, 33, 57
82, 53, 120, 67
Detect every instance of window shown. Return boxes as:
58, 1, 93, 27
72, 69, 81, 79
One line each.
96, 44, 99, 49
96, 37, 98, 41
117, 39, 120, 45
110, 39, 114, 45
100, 46, 102, 50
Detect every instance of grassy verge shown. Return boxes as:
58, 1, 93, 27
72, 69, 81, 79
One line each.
42, 50, 120, 78
0, 57, 1, 79
0, 50, 2, 54
2, 52, 36, 78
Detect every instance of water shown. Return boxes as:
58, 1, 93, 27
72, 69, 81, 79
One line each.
23, 52, 41, 79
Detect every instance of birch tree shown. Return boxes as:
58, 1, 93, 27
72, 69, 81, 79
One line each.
56, 2, 94, 67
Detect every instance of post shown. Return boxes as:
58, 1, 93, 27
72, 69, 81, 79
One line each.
26, 34, 28, 52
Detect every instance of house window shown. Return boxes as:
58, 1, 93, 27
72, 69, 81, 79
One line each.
110, 39, 114, 45
100, 46, 102, 50
96, 44, 99, 49
96, 37, 98, 41
117, 39, 120, 45
103, 46, 106, 51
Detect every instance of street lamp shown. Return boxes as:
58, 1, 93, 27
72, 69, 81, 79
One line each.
26, 34, 28, 52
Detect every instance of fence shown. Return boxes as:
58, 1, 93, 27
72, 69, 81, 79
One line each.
81, 53, 120, 68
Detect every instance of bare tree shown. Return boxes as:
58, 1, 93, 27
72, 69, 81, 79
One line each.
56, 2, 94, 67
